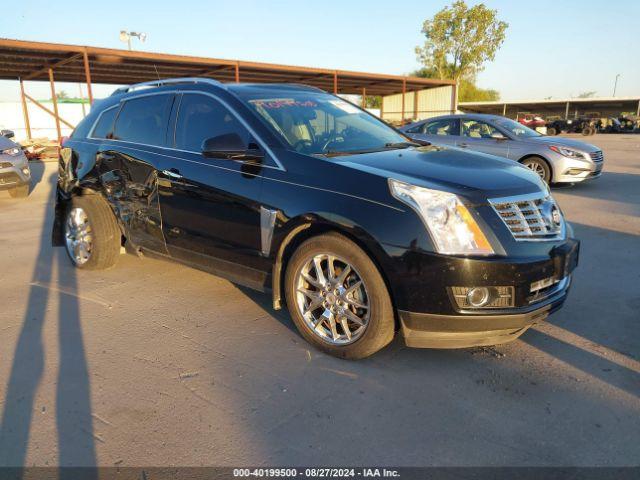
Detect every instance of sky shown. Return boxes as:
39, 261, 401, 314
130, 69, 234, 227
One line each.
3, 0, 640, 102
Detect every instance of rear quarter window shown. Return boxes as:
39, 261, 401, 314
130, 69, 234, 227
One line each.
90, 106, 119, 139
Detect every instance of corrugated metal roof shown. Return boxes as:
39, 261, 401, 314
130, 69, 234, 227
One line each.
0, 38, 454, 96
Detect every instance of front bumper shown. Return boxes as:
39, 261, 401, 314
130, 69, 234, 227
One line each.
550, 152, 603, 183
389, 238, 579, 348
0, 154, 31, 191
399, 277, 570, 348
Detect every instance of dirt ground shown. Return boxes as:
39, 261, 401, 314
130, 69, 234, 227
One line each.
0, 134, 638, 467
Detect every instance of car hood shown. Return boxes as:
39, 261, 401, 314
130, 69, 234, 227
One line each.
0, 136, 17, 150
336, 145, 547, 204
525, 135, 599, 152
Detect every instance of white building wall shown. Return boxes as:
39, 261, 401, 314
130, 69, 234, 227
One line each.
382, 86, 454, 123
0, 102, 91, 142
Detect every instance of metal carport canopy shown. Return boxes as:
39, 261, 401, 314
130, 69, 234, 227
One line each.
0, 38, 453, 96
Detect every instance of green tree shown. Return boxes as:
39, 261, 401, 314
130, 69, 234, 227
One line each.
415, 0, 508, 82
56, 90, 69, 100
577, 91, 597, 98
413, 67, 499, 102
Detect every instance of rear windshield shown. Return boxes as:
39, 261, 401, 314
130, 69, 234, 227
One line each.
235, 91, 408, 156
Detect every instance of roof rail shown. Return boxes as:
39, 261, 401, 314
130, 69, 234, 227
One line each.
111, 77, 224, 96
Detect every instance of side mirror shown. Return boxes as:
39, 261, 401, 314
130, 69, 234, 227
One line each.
491, 131, 507, 140
202, 133, 264, 161
1, 129, 15, 139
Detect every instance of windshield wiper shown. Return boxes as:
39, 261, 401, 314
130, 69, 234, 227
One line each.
384, 141, 422, 149
322, 149, 354, 157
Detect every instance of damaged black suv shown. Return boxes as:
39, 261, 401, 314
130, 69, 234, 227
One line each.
54, 78, 579, 359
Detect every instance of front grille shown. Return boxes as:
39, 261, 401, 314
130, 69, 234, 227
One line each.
0, 162, 13, 169
589, 150, 604, 163
489, 194, 564, 241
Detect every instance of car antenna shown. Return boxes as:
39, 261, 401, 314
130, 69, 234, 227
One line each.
153, 64, 161, 82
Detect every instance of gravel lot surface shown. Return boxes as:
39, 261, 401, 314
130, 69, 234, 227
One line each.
0, 134, 638, 467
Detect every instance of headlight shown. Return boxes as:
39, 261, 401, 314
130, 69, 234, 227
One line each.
549, 145, 587, 159
1, 147, 21, 156
389, 179, 494, 255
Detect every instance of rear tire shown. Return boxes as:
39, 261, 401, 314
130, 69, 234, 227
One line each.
581, 126, 591, 136
521, 156, 551, 183
64, 195, 121, 270
8, 185, 29, 198
546, 127, 556, 136
284, 232, 395, 359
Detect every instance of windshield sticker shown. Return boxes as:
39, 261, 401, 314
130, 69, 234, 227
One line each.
329, 100, 360, 114
249, 99, 318, 109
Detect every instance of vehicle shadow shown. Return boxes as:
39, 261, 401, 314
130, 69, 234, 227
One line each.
0, 173, 97, 476
27, 160, 47, 191
233, 285, 298, 335
553, 172, 640, 214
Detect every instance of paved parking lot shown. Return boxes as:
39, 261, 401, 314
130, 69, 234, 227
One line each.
0, 134, 638, 467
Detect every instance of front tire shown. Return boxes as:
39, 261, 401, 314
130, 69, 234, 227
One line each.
521, 156, 551, 184
284, 232, 394, 359
64, 195, 121, 270
546, 127, 556, 136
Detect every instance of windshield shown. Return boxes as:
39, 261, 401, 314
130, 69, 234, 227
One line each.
237, 91, 410, 155
494, 117, 542, 138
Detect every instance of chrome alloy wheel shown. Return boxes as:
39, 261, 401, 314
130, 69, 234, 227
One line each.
524, 161, 546, 179
65, 207, 93, 265
295, 253, 370, 345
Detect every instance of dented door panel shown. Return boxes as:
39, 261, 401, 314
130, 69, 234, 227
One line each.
94, 144, 168, 254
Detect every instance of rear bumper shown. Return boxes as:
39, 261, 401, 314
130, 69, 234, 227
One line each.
399, 279, 570, 348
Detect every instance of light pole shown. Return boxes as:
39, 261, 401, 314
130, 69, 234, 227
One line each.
613, 74, 621, 97
119, 31, 147, 51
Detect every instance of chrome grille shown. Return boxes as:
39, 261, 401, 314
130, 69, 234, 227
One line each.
589, 150, 603, 163
489, 193, 565, 241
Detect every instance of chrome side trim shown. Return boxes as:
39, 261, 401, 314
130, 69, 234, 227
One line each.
260, 207, 278, 257
69, 140, 403, 211
91, 89, 285, 171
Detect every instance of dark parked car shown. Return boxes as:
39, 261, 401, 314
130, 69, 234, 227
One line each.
0, 130, 30, 198
54, 78, 579, 359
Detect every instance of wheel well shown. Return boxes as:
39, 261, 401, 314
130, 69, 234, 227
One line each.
518, 154, 553, 179
273, 222, 400, 330
69, 188, 127, 246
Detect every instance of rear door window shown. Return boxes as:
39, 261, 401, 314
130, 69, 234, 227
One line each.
90, 106, 119, 139
405, 123, 425, 134
462, 119, 499, 139
113, 94, 173, 146
425, 118, 460, 136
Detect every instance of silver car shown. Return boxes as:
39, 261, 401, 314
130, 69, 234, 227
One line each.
400, 114, 603, 184
0, 131, 30, 197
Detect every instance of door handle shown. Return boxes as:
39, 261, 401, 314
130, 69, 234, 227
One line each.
162, 168, 183, 179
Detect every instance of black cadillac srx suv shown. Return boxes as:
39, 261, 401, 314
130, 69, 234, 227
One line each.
53, 78, 579, 359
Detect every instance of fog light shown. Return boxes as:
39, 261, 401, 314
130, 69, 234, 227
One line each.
450, 286, 515, 309
22, 167, 30, 176
564, 168, 590, 176
466, 287, 490, 307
